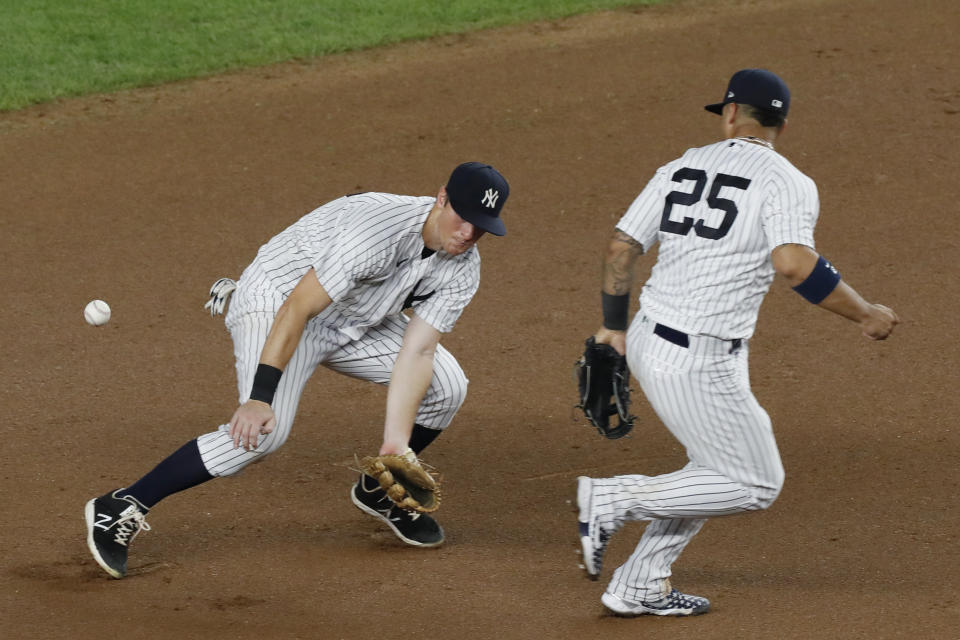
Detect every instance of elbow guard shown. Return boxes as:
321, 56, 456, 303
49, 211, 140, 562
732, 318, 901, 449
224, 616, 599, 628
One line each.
792, 256, 841, 304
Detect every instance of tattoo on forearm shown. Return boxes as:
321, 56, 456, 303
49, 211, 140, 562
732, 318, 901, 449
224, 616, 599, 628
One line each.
613, 230, 642, 248
604, 231, 643, 295
604, 255, 633, 295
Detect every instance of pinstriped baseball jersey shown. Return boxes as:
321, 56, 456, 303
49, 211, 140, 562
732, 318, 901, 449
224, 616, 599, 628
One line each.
196, 192, 480, 477
81, 163, 511, 574
617, 138, 819, 339
198, 312, 469, 477
580, 135, 816, 604
238, 192, 480, 338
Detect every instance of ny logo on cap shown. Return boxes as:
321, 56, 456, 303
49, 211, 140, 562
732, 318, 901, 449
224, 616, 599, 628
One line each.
727, 90, 735, 98
772, 99, 783, 108
481, 188, 499, 208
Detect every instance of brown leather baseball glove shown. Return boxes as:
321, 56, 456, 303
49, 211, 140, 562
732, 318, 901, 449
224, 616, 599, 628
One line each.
357, 449, 440, 513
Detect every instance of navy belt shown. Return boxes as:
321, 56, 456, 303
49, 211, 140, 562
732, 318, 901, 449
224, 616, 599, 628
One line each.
654, 323, 742, 353
653, 323, 690, 348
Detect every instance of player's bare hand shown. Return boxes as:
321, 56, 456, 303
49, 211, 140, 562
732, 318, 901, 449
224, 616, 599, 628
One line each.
860, 303, 899, 341
594, 327, 627, 355
229, 400, 277, 451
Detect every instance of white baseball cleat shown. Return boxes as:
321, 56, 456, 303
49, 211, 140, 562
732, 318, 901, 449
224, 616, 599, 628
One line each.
577, 475, 614, 580
601, 589, 711, 617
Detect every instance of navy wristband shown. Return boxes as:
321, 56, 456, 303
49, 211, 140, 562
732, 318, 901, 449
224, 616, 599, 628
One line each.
792, 256, 841, 304
249, 364, 283, 405
601, 292, 630, 331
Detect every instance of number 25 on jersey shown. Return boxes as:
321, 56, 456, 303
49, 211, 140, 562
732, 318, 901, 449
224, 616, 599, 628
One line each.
660, 168, 751, 240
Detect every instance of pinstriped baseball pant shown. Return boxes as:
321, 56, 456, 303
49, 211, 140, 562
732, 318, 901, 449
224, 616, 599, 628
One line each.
595, 314, 784, 602
196, 310, 467, 477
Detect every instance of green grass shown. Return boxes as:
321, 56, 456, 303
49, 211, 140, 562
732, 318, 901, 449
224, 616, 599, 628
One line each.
0, 0, 660, 112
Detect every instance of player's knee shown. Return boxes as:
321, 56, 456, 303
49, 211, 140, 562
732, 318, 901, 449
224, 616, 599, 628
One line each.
202, 425, 291, 477
750, 485, 780, 510
418, 368, 468, 430
432, 357, 469, 413
446, 369, 469, 412
750, 465, 785, 510
257, 429, 289, 456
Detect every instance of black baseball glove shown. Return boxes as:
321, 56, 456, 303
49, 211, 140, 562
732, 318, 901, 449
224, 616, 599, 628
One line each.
574, 337, 635, 439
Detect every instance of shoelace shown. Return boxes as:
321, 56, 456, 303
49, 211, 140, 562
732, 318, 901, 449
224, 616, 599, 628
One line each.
592, 530, 609, 568
648, 590, 703, 609
590, 516, 614, 567
359, 479, 424, 523
360, 483, 394, 515
112, 508, 151, 547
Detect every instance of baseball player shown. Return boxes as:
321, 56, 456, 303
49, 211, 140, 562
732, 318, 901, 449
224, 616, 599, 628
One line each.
576, 69, 899, 616
84, 161, 510, 578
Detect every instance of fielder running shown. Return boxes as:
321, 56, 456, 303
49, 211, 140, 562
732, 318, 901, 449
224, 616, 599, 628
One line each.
577, 69, 899, 616
85, 161, 510, 578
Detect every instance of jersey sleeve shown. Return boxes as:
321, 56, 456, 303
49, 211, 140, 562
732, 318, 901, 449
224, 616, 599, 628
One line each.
312, 205, 394, 302
762, 166, 820, 250
614, 165, 669, 251
411, 252, 481, 334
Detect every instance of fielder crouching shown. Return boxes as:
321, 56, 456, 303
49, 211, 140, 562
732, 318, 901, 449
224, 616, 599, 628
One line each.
84, 162, 510, 578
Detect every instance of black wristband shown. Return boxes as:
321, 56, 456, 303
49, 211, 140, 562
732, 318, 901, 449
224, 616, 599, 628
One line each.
249, 364, 283, 405
601, 292, 630, 331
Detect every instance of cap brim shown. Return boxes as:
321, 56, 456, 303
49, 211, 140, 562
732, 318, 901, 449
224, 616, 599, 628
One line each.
704, 103, 724, 115
458, 209, 506, 236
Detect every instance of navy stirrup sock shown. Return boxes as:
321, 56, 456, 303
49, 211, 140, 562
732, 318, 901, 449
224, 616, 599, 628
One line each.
118, 439, 213, 510
408, 424, 441, 454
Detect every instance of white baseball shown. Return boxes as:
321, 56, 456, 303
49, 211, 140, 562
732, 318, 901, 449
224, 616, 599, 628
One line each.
84, 299, 111, 326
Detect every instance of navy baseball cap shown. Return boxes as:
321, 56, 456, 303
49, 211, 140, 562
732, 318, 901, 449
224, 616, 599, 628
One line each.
445, 162, 509, 236
705, 68, 790, 116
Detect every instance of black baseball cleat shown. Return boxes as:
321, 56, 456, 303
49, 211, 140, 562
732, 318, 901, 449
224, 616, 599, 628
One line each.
84, 489, 151, 578
351, 475, 444, 547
